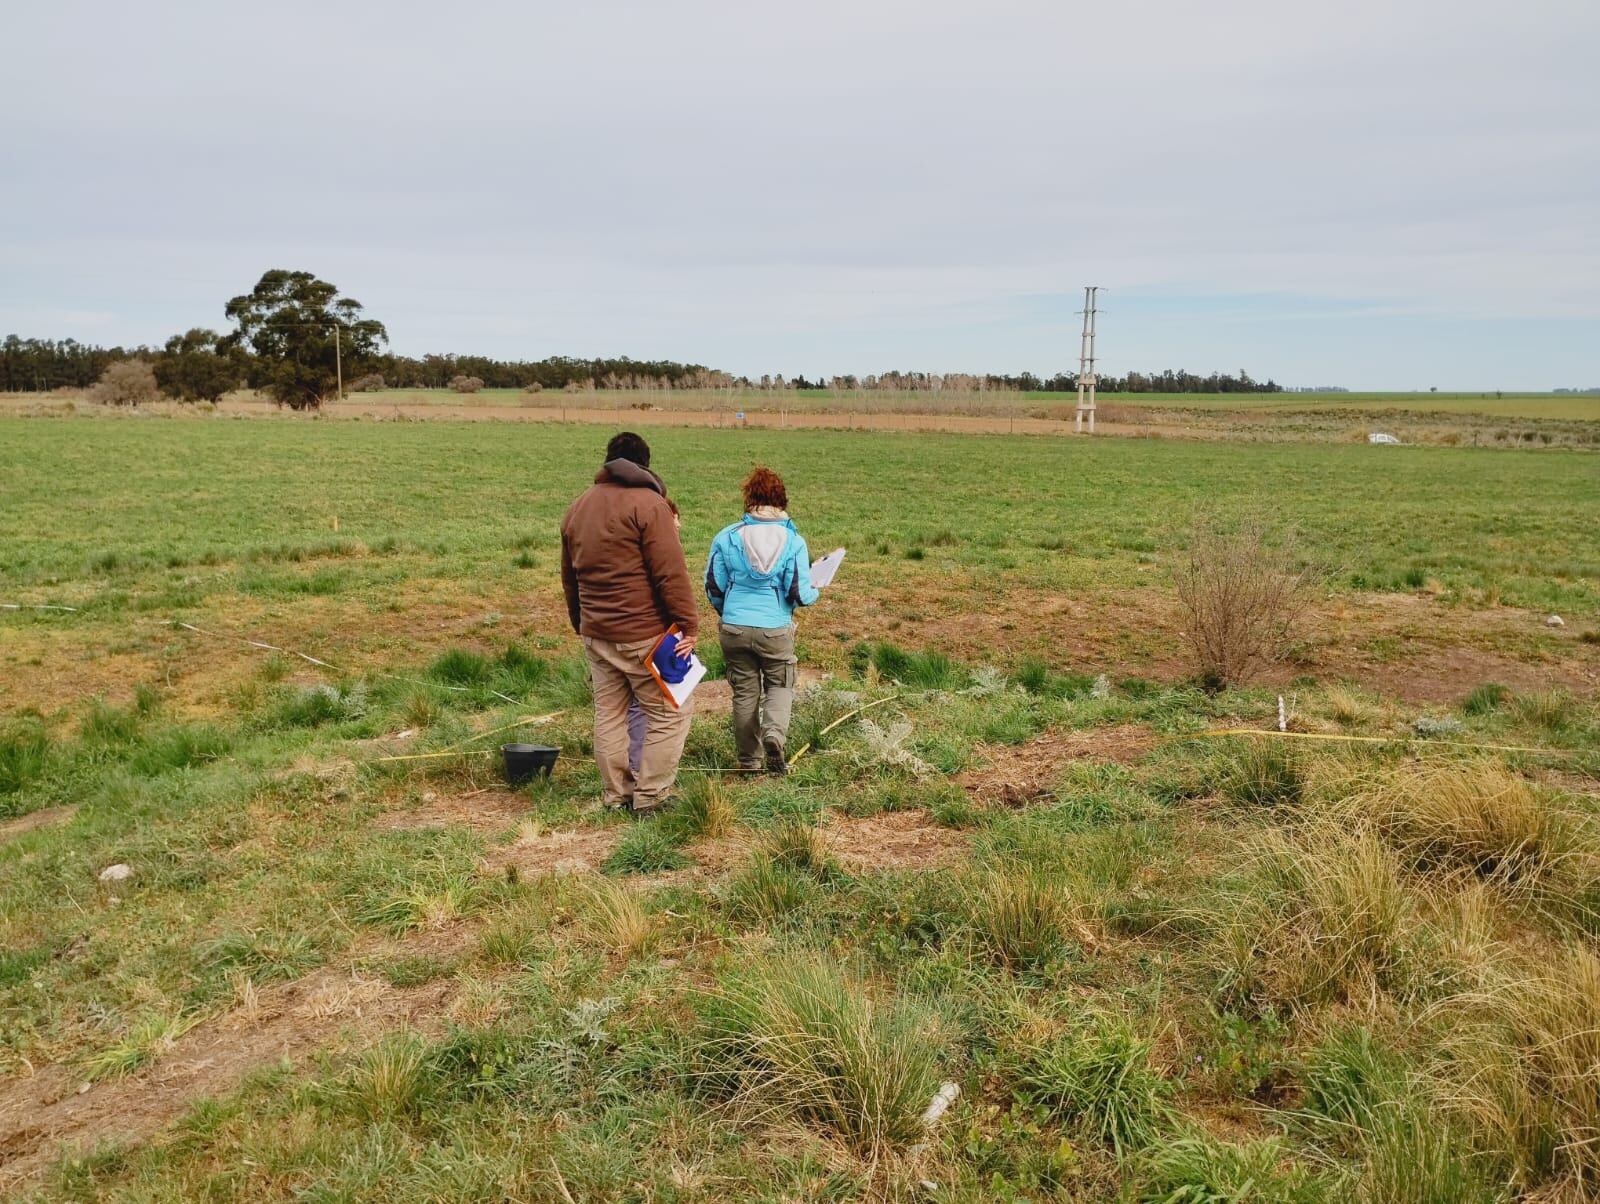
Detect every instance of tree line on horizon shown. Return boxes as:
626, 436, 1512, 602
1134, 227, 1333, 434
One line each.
2, 269, 1284, 406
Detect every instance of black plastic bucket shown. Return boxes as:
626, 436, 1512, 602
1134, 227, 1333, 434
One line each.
503, 743, 559, 785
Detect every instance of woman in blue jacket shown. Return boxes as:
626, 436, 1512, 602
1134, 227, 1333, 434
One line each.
704, 466, 820, 774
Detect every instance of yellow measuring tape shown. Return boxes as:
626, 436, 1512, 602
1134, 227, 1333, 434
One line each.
786, 693, 903, 766
1192, 727, 1584, 758
371, 711, 564, 764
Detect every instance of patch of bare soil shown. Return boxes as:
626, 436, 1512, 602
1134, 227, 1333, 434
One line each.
485, 822, 625, 878
0, 805, 78, 844
0, 933, 470, 1190
958, 725, 1156, 806
825, 808, 969, 870
376, 787, 532, 834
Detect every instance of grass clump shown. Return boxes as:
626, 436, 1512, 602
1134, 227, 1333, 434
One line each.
663, 777, 738, 841
578, 877, 658, 957
1220, 825, 1412, 1008
81, 1012, 199, 1082
968, 865, 1082, 971
725, 852, 818, 924
338, 1033, 435, 1121
1015, 1012, 1172, 1156
1219, 740, 1305, 808
1136, 1132, 1325, 1202
1461, 682, 1509, 716
693, 954, 945, 1157
200, 929, 321, 984
867, 641, 968, 690
0, 717, 52, 800
603, 823, 690, 875
1442, 944, 1600, 1194
429, 647, 491, 686
1341, 763, 1583, 891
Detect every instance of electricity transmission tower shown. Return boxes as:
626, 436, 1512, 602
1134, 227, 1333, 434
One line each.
1075, 286, 1100, 433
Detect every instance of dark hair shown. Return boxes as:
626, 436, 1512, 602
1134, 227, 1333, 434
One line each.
606, 431, 650, 468
742, 465, 788, 511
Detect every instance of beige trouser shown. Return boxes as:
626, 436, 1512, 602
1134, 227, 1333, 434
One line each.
583, 634, 693, 810
719, 623, 797, 768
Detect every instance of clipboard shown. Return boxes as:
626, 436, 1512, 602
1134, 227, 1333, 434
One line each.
811, 547, 846, 589
645, 626, 707, 710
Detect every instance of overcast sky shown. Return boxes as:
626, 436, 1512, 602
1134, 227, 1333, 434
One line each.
4, 0, 1597, 389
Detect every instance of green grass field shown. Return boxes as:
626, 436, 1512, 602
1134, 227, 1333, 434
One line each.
2, 413, 1598, 1201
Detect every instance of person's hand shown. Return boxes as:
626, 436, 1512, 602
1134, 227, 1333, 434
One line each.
674, 633, 697, 658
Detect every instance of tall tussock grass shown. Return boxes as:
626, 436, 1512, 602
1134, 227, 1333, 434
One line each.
1218, 824, 1412, 1008
691, 954, 945, 1157
1341, 762, 1582, 887
967, 864, 1085, 971
1438, 944, 1600, 1196
1013, 1012, 1171, 1156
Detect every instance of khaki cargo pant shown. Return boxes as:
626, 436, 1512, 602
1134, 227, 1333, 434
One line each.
719, 623, 797, 768
583, 634, 693, 811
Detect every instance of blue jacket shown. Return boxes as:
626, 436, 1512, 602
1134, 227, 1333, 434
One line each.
705, 513, 820, 628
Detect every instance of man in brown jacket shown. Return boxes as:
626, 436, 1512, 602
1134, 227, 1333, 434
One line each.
560, 432, 700, 814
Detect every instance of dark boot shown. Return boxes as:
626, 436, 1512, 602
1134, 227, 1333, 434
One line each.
764, 739, 788, 776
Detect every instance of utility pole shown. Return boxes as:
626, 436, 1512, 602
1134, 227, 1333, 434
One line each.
1075, 286, 1100, 434
334, 325, 343, 401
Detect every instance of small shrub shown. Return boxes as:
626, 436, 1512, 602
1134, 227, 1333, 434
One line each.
448, 374, 485, 394
692, 954, 945, 1156
1173, 515, 1315, 689
350, 372, 386, 392
90, 360, 160, 407
1017, 1013, 1172, 1156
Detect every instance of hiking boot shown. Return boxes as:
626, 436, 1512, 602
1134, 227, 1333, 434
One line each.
628, 795, 674, 819
764, 741, 788, 776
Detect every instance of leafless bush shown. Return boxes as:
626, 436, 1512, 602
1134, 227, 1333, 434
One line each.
448, 374, 484, 394
1173, 516, 1315, 690
521, 380, 543, 393
90, 360, 160, 407
350, 373, 386, 392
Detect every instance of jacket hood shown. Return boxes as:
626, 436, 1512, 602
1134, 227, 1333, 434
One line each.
597, 458, 666, 495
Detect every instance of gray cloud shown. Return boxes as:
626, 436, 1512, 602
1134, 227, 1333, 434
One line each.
3, 0, 1596, 386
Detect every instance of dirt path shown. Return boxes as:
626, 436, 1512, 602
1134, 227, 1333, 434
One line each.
0, 806, 78, 845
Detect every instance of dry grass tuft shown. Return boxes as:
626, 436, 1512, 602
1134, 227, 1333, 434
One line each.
968, 865, 1087, 971
1441, 944, 1600, 1195
579, 877, 658, 958
1342, 763, 1579, 887
693, 954, 945, 1159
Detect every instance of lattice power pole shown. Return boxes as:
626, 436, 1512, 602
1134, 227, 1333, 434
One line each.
1074, 286, 1100, 433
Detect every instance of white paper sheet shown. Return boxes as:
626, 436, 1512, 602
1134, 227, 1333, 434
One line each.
665, 653, 708, 709
810, 547, 846, 589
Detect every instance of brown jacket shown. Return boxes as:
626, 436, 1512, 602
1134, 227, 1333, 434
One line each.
560, 459, 700, 641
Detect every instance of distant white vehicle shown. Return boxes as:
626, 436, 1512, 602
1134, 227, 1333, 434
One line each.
1368, 432, 1402, 445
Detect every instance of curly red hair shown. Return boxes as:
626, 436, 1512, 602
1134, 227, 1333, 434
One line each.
742, 465, 788, 512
